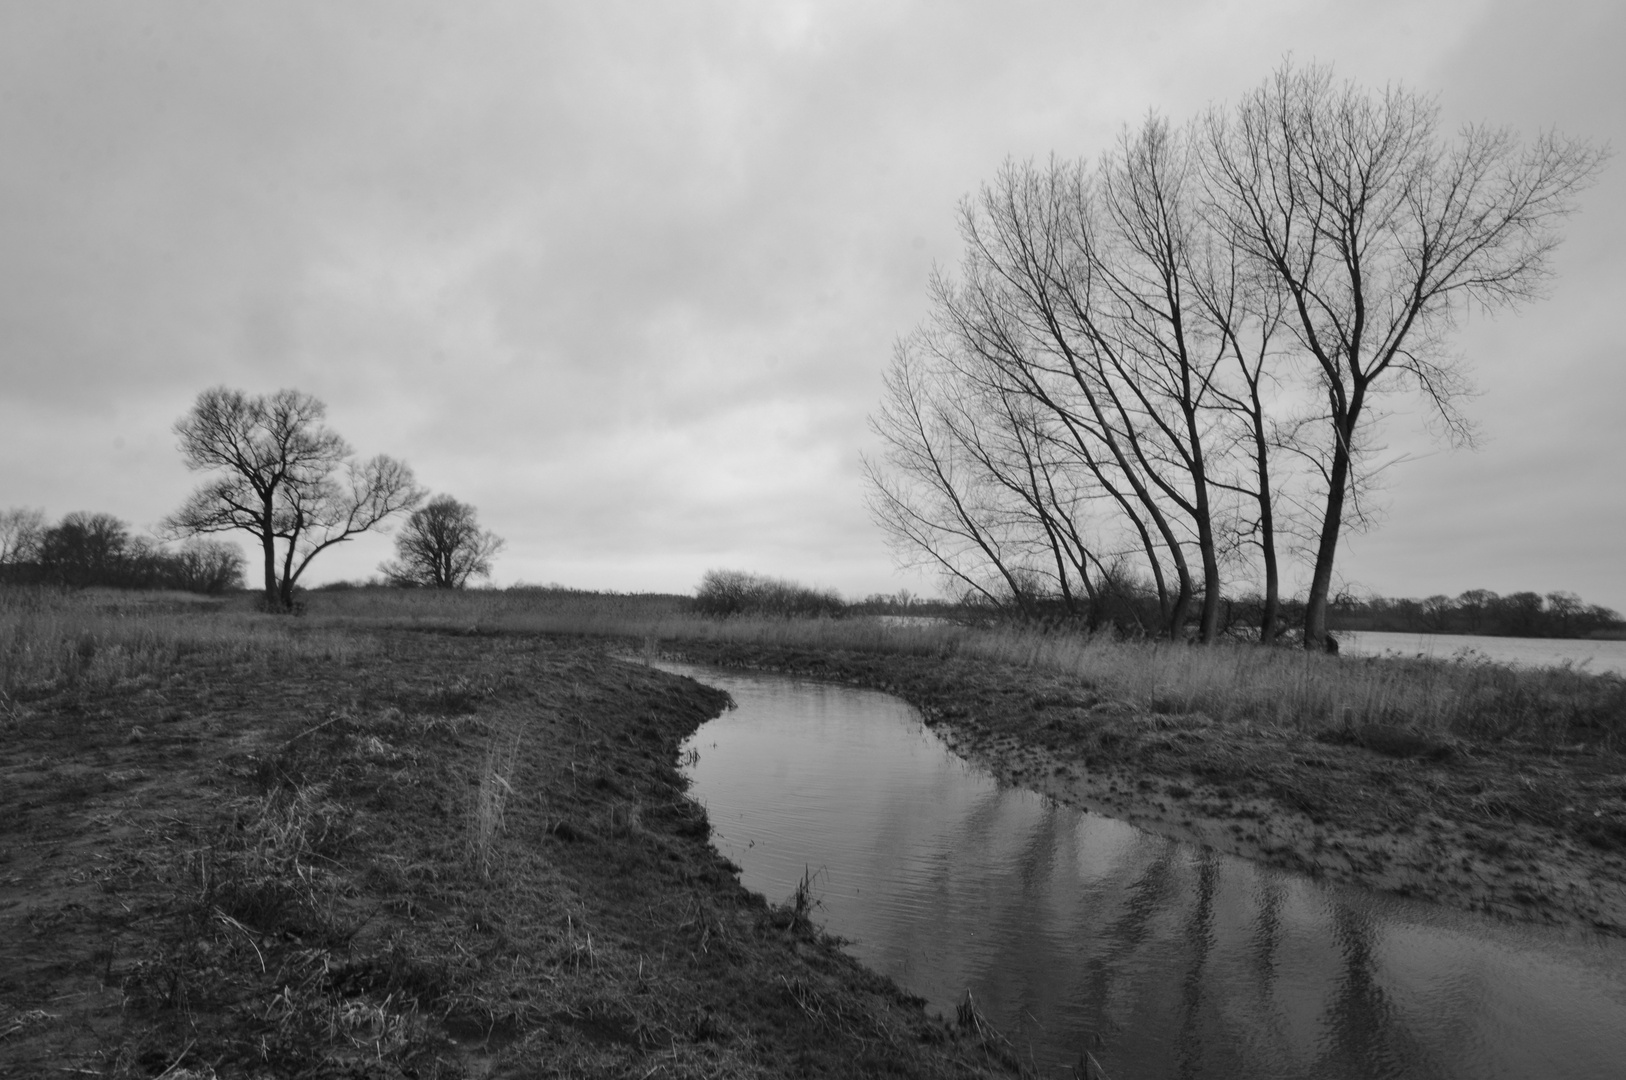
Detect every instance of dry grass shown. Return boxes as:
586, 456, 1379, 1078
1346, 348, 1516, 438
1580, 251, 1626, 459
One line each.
0, 597, 1031, 1078
299, 587, 1626, 750
0, 586, 373, 698
6, 584, 1619, 750
471, 732, 521, 878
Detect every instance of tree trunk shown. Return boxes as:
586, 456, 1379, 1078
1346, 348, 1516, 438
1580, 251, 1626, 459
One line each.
1190, 440, 1221, 643
260, 514, 281, 611
1252, 403, 1280, 645
1259, 534, 1280, 645
1164, 536, 1195, 641
278, 528, 299, 611
1303, 422, 1354, 652
1197, 534, 1221, 643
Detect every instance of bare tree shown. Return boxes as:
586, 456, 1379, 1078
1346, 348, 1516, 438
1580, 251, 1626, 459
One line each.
1202, 61, 1606, 649
863, 339, 1035, 613
0, 508, 45, 567
380, 495, 504, 588
872, 135, 1245, 640
1187, 224, 1293, 641
867, 63, 1603, 646
163, 387, 424, 609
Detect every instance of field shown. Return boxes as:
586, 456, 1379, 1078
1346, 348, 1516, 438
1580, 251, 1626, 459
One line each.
0, 589, 1026, 1079
286, 587, 1626, 931
3, 586, 1625, 1076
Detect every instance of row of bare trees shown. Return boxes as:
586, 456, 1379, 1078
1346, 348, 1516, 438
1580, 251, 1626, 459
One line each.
864, 63, 1605, 648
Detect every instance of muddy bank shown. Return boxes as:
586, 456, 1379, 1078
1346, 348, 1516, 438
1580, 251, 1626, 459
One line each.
0, 631, 1021, 1078
663, 641, 1626, 938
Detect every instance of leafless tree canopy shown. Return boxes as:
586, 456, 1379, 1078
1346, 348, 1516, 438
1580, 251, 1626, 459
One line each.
0, 508, 45, 566
380, 495, 504, 589
163, 387, 425, 609
867, 61, 1605, 646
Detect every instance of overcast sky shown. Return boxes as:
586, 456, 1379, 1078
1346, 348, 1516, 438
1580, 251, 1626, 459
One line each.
1, 1, 1621, 610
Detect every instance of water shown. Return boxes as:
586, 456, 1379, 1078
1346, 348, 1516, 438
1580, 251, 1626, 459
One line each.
664, 662, 1626, 1079
1338, 631, 1626, 676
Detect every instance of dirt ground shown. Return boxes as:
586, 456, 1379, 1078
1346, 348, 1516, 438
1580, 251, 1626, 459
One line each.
0, 631, 1025, 1079
666, 641, 1626, 938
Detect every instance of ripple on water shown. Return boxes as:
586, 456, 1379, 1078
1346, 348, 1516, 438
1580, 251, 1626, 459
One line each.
662, 661, 1626, 1080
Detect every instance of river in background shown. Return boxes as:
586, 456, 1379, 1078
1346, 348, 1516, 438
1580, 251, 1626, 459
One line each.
1337, 630, 1626, 676
664, 661, 1626, 1079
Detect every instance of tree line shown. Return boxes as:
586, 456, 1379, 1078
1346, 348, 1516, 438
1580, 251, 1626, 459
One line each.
1, 387, 504, 606
864, 61, 1606, 650
1325, 589, 1623, 640
0, 508, 244, 593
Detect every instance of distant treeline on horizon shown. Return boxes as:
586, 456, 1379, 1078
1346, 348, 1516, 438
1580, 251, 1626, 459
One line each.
3, 511, 1622, 643
0, 509, 243, 594
1323, 589, 1624, 641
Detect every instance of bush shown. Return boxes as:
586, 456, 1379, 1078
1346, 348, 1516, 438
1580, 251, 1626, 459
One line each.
694, 570, 845, 618
168, 540, 248, 595
14, 512, 245, 594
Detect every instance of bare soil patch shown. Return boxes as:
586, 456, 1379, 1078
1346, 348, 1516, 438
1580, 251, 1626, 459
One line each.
665, 641, 1626, 937
0, 630, 1021, 1078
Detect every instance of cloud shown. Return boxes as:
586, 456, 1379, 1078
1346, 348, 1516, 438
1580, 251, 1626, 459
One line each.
0, 0, 1620, 608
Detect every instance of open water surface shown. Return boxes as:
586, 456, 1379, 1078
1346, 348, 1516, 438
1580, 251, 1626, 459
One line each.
1337, 631, 1626, 676
663, 661, 1626, 1079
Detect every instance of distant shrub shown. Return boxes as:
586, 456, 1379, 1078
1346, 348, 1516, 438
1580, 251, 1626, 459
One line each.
694, 570, 845, 618
167, 540, 247, 595
25, 513, 244, 594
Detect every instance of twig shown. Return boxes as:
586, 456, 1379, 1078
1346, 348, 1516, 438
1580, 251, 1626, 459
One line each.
214, 909, 266, 973
282, 712, 347, 747
154, 1039, 196, 1079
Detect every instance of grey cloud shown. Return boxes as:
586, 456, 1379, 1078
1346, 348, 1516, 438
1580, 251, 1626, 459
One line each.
1, 0, 1621, 607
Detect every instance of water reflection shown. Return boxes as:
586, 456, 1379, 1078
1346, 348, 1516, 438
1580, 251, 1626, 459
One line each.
665, 662, 1626, 1079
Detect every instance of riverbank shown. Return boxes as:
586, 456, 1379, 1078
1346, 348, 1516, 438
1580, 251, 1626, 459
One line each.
0, 626, 1024, 1078
6, 586, 1624, 1073
662, 640, 1626, 938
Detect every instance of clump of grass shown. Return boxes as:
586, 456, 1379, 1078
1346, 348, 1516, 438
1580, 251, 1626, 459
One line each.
772, 865, 823, 935
607, 800, 642, 838
470, 733, 520, 878
954, 989, 1029, 1073
193, 784, 352, 941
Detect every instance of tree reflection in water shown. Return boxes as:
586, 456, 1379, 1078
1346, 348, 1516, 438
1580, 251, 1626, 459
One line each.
667, 662, 1626, 1079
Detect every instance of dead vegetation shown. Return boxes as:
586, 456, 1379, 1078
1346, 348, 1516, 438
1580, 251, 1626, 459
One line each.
5, 585, 1622, 1076
279, 587, 1626, 752
0, 616, 1023, 1078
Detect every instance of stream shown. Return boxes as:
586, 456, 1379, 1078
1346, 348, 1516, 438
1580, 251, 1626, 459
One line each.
660, 661, 1626, 1080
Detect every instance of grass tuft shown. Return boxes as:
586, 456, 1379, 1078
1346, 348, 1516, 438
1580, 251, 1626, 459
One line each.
470, 733, 520, 878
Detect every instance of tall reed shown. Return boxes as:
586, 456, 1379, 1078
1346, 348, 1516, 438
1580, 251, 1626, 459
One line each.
0, 586, 373, 697
10, 585, 1620, 749
300, 588, 1624, 747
